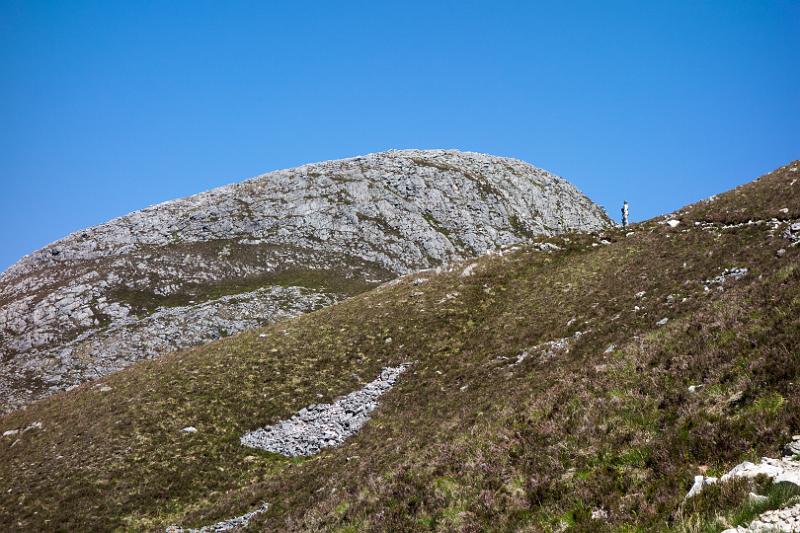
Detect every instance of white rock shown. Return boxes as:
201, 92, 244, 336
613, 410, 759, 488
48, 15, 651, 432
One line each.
181, 426, 198, 433
687, 453, 800, 499
460, 263, 478, 277
730, 502, 800, 532
685, 475, 717, 499
167, 502, 269, 532
536, 242, 561, 252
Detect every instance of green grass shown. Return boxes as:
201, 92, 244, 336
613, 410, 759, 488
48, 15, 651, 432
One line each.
1, 162, 799, 531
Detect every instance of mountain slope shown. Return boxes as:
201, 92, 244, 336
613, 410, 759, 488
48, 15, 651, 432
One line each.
1, 161, 798, 532
0, 149, 610, 413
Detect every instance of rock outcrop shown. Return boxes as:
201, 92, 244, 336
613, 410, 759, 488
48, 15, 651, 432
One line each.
0, 149, 610, 412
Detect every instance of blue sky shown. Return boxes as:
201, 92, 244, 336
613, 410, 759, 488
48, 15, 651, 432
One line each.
1, 1, 798, 271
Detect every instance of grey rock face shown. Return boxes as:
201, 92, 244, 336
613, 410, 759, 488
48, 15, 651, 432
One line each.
241, 365, 407, 456
0, 149, 610, 412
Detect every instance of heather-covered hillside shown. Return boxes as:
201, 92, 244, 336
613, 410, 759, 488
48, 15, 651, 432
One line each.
1, 162, 799, 532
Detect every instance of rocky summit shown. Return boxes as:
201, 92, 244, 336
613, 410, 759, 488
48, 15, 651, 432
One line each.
0, 149, 610, 413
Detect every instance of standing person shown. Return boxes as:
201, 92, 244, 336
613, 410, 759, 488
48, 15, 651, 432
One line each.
621, 201, 629, 227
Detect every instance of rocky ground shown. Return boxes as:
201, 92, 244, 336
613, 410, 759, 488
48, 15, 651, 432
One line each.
0, 286, 338, 413
0, 149, 610, 412
241, 365, 407, 456
724, 503, 800, 532
166, 503, 270, 532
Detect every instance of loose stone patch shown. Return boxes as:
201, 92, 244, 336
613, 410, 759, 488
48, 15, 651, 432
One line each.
703, 267, 748, 292
240, 365, 407, 456
722, 502, 800, 532
511, 334, 576, 367
166, 502, 269, 532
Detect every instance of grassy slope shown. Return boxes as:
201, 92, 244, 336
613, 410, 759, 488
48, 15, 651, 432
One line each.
1, 162, 799, 532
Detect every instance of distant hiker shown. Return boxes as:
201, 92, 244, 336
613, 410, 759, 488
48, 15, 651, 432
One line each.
621, 201, 629, 227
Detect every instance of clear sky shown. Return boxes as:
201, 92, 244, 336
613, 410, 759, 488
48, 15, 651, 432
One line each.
1, 1, 798, 271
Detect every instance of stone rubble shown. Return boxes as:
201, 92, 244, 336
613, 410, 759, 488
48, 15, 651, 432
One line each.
722, 502, 800, 532
511, 333, 579, 367
166, 502, 269, 532
0, 149, 610, 413
693, 217, 792, 239
704, 267, 749, 292
241, 365, 407, 456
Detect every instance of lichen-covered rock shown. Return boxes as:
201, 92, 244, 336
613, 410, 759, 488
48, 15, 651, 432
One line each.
0, 149, 610, 412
